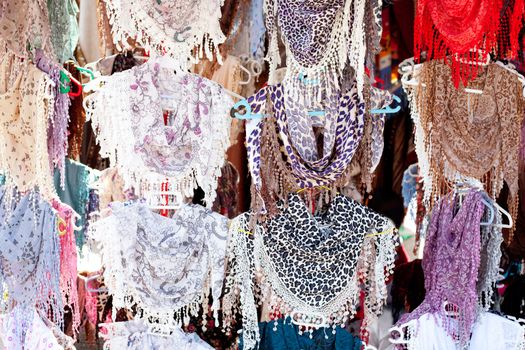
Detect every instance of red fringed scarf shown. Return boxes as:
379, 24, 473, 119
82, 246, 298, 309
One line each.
414, 0, 519, 87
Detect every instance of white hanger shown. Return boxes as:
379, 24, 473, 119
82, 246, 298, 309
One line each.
289, 310, 329, 328
388, 319, 419, 345
238, 64, 252, 85
455, 48, 491, 67
145, 190, 181, 211
454, 183, 495, 226
80, 273, 108, 293
495, 61, 525, 98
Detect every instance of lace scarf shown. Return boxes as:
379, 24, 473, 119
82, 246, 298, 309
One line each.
246, 78, 363, 211
0, 0, 53, 59
414, 0, 503, 86
223, 194, 397, 350
409, 61, 523, 236
397, 190, 485, 348
86, 58, 232, 206
0, 187, 63, 344
264, 0, 384, 98
101, 320, 213, 350
47, 0, 79, 62
89, 202, 229, 328
34, 49, 71, 188
0, 57, 56, 200
102, 0, 225, 67
52, 199, 80, 336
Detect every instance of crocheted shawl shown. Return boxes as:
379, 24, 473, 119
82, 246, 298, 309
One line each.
34, 49, 71, 188
223, 194, 397, 350
0, 187, 63, 345
86, 58, 232, 206
264, 0, 384, 98
102, 0, 225, 68
397, 190, 485, 348
89, 202, 229, 328
0, 57, 56, 200
407, 61, 523, 238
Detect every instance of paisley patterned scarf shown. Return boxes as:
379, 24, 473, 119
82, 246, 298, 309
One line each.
408, 61, 523, 238
264, 0, 384, 97
102, 0, 225, 67
89, 202, 229, 328
223, 194, 397, 349
86, 57, 232, 206
0, 187, 63, 345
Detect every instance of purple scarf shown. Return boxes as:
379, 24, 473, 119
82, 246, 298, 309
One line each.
398, 190, 485, 347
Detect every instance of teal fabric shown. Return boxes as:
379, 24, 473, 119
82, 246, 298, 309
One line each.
53, 159, 98, 248
240, 318, 362, 350
47, 0, 79, 62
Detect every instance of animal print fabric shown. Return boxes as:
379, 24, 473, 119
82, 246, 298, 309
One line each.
223, 193, 398, 349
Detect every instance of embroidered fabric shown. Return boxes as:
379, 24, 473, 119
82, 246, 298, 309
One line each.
223, 194, 398, 350
264, 0, 384, 98
0, 56, 56, 200
86, 58, 232, 206
47, 0, 79, 62
100, 319, 213, 350
0, 187, 63, 345
51, 199, 80, 336
406, 61, 523, 236
397, 190, 485, 348
89, 202, 229, 328
34, 49, 71, 188
101, 0, 225, 67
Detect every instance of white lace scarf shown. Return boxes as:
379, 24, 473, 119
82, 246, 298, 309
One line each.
102, 0, 225, 68
89, 202, 229, 328
223, 195, 398, 350
86, 58, 232, 206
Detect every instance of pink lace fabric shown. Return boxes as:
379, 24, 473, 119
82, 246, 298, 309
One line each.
52, 199, 80, 336
397, 190, 485, 348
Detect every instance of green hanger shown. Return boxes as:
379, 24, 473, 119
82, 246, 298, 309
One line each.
59, 70, 71, 94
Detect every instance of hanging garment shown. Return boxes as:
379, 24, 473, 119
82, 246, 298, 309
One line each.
100, 0, 225, 67
0, 56, 56, 199
239, 317, 362, 350
0, 307, 64, 350
0, 187, 63, 345
408, 61, 524, 231
223, 193, 397, 350
264, 0, 384, 98
396, 190, 485, 348
86, 57, 232, 206
392, 312, 525, 350
51, 199, 80, 335
53, 159, 99, 248
89, 202, 229, 327
47, 0, 79, 63
101, 319, 213, 350
0, 0, 53, 59
34, 49, 71, 187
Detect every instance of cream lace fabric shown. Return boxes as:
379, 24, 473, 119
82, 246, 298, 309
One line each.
101, 320, 213, 350
0, 56, 56, 199
89, 202, 229, 328
223, 194, 398, 350
86, 57, 232, 206
0, 0, 53, 59
405, 61, 524, 231
102, 0, 225, 68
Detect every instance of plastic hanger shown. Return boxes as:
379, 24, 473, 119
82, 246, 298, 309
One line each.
174, 26, 191, 42
370, 94, 402, 114
298, 72, 320, 85
454, 185, 495, 226
289, 310, 329, 328
388, 319, 418, 344
455, 49, 491, 67
495, 61, 525, 98
239, 64, 252, 85
81, 273, 108, 293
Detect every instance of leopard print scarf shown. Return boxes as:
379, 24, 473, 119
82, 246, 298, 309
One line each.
223, 194, 398, 349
